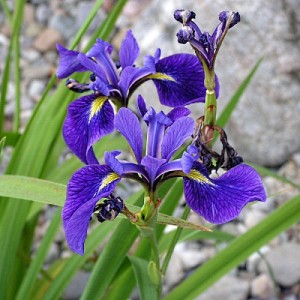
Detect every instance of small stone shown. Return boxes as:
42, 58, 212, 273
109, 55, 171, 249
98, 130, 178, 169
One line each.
28, 79, 46, 101
36, 4, 52, 24
22, 48, 41, 63
24, 4, 35, 23
196, 275, 250, 300
164, 251, 185, 289
49, 13, 76, 40
251, 273, 276, 300
258, 243, 300, 287
244, 210, 266, 229
33, 28, 63, 52
63, 271, 90, 300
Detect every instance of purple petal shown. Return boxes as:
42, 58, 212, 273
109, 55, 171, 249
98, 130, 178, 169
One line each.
161, 117, 194, 161
183, 162, 266, 224
104, 151, 123, 175
86, 38, 113, 57
119, 66, 152, 100
137, 95, 147, 118
167, 107, 191, 122
181, 145, 199, 174
141, 155, 166, 186
56, 44, 89, 78
119, 30, 140, 69
63, 165, 121, 254
153, 54, 207, 107
85, 39, 119, 85
77, 53, 108, 83
63, 94, 114, 164
114, 108, 143, 163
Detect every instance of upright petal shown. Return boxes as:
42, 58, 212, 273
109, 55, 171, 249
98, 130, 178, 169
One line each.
183, 162, 266, 224
152, 54, 207, 107
141, 155, 166, 187
114, 108, 143, 163
167, 107, 191, 122
63, 94, 114, 164
161, 117, 194, 161
119, 30, 140, 69
56, 44, 89, 78
63, 165, 121, 254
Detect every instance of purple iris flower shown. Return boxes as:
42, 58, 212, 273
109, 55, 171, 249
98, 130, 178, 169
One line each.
174, 10, 240, 70
56, 30, 218, 164
62, 96, 266, 255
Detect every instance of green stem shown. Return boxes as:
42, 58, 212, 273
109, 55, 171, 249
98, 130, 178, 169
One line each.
147, 228, 162, 299
161, 205, 190, 275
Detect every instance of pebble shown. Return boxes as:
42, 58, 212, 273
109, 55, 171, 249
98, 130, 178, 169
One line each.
196, 275, 250, 300
258, 243, 300, 287
33, 27, 63, 52
164, 251, 185, 289
250, 273, 277, 300
28, 79, 46, 101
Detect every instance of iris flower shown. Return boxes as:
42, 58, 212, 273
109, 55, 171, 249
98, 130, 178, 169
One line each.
174, 10, 240, 71
63, 96, 266, 255
56, 30, 219, 164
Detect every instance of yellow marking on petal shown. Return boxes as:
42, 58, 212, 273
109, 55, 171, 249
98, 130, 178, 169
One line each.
145, 72, 175, 81
89, 96, 107, 122
187, 169, 213, 185
100, 172, 120, 190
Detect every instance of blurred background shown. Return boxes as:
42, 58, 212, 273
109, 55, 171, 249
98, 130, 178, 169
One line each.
0, 0, 300, 299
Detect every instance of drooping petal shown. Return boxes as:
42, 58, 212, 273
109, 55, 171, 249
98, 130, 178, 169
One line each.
63, 165, 121, 255
63, 94, 114, 164
183, 162, 266, 224
152, 53, 207, 107
119, 30, 140, 69
56, 44, 89, 78
161, 117, 194, 161
114, 108, 143, 163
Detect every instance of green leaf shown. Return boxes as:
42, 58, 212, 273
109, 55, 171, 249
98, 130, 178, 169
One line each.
157, 212, 211, 231
0, 175, 66, 206
165, 194, 300, 300
16, 209, 62, 300
128, 257, 158, 300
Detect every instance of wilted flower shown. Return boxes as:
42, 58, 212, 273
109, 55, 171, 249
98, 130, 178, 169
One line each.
63, 96, 266, 255
174, 10, 240, 73
56, 30, 217, 164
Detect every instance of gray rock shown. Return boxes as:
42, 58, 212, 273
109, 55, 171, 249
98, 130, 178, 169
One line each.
250, 273, 277, 300
36, 4, 52, 24
28, 79, 46, 101
164, 250, 185, 289
132, 0, 300, 167
244, 209, 267, 229
49, 13, 76, 40
196, 274, 250, 300
258, 243, 300, 286
63, 271, 90, 300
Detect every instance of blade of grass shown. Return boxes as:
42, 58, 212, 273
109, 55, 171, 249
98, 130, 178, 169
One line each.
0, 1, 126, 297
165, 194, 300, 300
16, 208, 62, 300
12, 0, 25, 131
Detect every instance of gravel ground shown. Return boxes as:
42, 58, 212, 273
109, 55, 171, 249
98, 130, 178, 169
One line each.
1, 1, 300, 299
